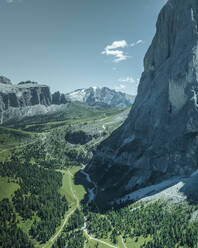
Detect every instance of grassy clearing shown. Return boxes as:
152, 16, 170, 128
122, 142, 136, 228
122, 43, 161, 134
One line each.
117, 236, 126, 248
17, 214, 41, 234
0, 126, 34, 148
0, 150, 11, 162
44, 167, 87, 248
59, 166, 86, 205
43, 170, 76, 248
0, 177, 20, 201
86, 239, 114, 248
59, 170, 75, 205
17, 213, 42, 248
125, 235, 152, 248
68, 166, 87, 203
20, 104, 129, 133
0, 125, 37, 161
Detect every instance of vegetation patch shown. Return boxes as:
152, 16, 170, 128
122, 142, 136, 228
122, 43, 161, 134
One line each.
0, 177, 20, 201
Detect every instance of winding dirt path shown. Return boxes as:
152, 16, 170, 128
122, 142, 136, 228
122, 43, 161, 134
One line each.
43, 170, 77, 247
44, 168, 119, 248
121, 236, 127, 248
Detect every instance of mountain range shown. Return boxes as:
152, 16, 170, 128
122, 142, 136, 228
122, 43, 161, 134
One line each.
0, 76, 135, 125
65, 86, 135, 108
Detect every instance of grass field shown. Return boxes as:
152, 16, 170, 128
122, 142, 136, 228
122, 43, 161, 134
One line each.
69, 166, 87, 203
0, 177, 20, 201
86, 239, 115, 248
43, 166, 87, 248
0, 125, 37, 161
59, 170, 75, 205
59, 166, 87, 205
125, 235, 152, 248
0, 108, 131, 248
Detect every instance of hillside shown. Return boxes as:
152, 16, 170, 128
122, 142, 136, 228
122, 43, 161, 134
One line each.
0, 105, 130, 248
0, 77, 134, 125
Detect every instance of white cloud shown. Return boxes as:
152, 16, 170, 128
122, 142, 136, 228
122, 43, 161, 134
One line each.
114, 84, 126, 91
119, 77, 137, 84
102, 40, 128, 63
131, 40, 144, 47
6, 0, 22, 3
118, 77, 140, 85
136, 40, 143, 44
106, 40, 127, 50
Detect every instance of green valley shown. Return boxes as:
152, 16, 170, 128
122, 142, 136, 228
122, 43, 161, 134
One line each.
0, 106, 130, 248
1, 104, 198, 248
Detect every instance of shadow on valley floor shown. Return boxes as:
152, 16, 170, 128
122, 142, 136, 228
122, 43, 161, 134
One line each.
74, 166, 198, 215
74, 168, 116, 213
73, 169, 96, 206
179, 173, 198, 203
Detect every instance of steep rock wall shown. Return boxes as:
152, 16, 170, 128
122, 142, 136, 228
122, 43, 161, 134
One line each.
88, 0, 198, 200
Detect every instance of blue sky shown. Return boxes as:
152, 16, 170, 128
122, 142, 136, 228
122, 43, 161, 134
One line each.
0, 0, 167, 95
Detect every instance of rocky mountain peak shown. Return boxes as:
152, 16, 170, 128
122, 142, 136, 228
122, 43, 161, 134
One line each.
65, 86, 135, 108
0, 76, 12, 85
52, 91, 68, 105
18, 81, 38, 85
144, 0, 198, 74
88, 0, 198, 202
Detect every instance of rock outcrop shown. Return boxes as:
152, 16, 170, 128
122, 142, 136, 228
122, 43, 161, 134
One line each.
0, 76, 12, 85
0, 79, 69, 124
88, 0, 198, 201
65, 86, 135, 108
0, 80, 51, 112
52, 91, 68, 105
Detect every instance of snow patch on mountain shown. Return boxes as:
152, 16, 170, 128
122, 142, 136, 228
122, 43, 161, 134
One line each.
65, 86, 135, 108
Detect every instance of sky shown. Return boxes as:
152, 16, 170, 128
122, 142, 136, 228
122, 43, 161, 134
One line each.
0, 0, 167, 95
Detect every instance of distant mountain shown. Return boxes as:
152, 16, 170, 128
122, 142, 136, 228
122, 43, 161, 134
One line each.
65, 87, 135, 108
0, 77, 132, 125
0, 77, 70, 125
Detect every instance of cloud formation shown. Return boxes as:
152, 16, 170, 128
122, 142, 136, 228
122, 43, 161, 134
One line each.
114, 84, 126, 91
119, 77, 137, 84
102, 40, 128, 63
105, 40, 127, 50
119, 77, 140, 86
5, 0, 21, 3
131, 40, 144, 47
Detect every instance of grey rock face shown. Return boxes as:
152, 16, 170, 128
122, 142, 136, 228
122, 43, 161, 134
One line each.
0, 76, 12, 85
88, 0, 198, 200
18, 80, 38, 85
52, 91, 68, 105
0, 79, 55, 124
1, 103, 70, 125
65, 87, 135, 108
0, 81, 51, 111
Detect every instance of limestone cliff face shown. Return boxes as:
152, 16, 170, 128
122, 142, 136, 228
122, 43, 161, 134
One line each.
0, 79, 69, 124
0, 80, 51, 111
0, 76, 12, 85
52, 91, 68, 105
88, 0, 198, 199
